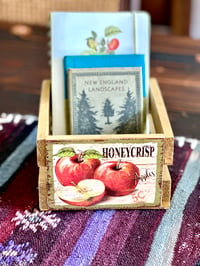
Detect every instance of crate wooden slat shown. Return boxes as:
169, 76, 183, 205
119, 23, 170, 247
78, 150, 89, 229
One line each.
38, 164, 171, 211
149, 78, 174, 165
37, 80, 50, 167
38, 167, 48, 211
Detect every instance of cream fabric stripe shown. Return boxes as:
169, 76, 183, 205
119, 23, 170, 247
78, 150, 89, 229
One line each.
0, 126, 37, 187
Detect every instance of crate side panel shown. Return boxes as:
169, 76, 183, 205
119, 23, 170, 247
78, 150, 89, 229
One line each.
38, 167, 49, 210
37, 80, 51, 167
150, 78, 174, 165
161, 165, 171, 209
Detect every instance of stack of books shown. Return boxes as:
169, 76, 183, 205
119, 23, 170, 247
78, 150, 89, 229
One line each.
50, 11, 151, 135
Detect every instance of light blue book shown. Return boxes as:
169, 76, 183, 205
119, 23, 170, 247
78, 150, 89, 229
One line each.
50, 11, 150, 134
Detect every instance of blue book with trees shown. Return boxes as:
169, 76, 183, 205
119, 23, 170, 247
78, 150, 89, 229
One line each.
67, 66, 144, 135
64, 54, 145, 134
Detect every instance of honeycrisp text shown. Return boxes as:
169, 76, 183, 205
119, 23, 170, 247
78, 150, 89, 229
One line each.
102, 145, 155, 159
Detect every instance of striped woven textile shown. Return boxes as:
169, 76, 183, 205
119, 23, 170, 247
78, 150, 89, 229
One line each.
0, 113, 199, 266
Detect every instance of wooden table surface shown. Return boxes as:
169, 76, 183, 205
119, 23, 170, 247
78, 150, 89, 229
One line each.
0, 22, 200, 138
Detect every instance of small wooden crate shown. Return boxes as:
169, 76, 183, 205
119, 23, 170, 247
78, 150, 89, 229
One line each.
37, 78, 174, 210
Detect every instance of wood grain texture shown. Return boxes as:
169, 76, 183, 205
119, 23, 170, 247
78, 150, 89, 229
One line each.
161, 165, 171, 209
0, 0, 122, 26
170, 0, 191, 35
150, 78, 174, 165
151, 33, 200, 139
37, 80, 50, 167
38, 167, 48, 210
151, 37, 200, 114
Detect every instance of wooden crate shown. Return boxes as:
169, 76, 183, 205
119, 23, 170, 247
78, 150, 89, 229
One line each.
37, 78, 174, 210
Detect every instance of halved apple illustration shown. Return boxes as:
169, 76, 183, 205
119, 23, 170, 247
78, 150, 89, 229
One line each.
57, 179, 105, 207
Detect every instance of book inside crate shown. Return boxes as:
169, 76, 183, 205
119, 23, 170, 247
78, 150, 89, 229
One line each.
37, 78, 174, 211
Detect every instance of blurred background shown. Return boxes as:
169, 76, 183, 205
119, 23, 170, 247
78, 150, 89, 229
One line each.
0, 0, 199, 138
0, 0, 198, 37
131, 0, 199, 38
130, 0, 200, 39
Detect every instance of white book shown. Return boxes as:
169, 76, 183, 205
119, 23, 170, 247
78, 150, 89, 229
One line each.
50, 11, 150, 135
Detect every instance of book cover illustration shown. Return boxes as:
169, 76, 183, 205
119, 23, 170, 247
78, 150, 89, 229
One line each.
82, 25, 122, 55
68, 67, 143, 135
50, 11, 150, 135
63, 54, 146, 98
46, 139, 163, 210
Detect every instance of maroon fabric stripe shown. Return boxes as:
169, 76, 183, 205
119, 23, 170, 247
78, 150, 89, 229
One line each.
116, 210, 165, 266
91, 210, 140, 266
40, 211, 93, 266
0, 208, 18, 243
0, 122, 20, 144
169, 141, 192, 194
0, 122, 25, 164
0, 121, 36, 164
0, 151, 38, 208
0, 151, 38, 241
9, 211, 79, 265
172, 180, 200, 266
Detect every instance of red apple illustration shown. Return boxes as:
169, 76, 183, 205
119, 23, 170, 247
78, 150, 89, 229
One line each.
94, 160, 140, 196
55, 153, 101, 186
57, 179, 105, 206
108, 38, 120, 50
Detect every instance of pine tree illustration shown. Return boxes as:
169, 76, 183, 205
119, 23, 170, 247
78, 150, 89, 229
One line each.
103, 98, 114, 124
114, 90, 137, 133
77, 90, 102, 134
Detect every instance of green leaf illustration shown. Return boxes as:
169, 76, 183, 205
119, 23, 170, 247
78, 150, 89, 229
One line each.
91, 30, 97, 39
104, 26, 122, 37
54, 147, 76, 157
83, 149, 103, 159
100, 38, 106, 46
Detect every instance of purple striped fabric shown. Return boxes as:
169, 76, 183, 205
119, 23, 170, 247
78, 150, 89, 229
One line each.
0, 114, 199, 266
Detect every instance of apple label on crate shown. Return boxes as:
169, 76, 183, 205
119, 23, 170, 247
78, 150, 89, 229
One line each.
46, 140, 163, 209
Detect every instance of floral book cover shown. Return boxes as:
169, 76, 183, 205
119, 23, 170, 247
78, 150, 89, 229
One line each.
46, 138, 164, 210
